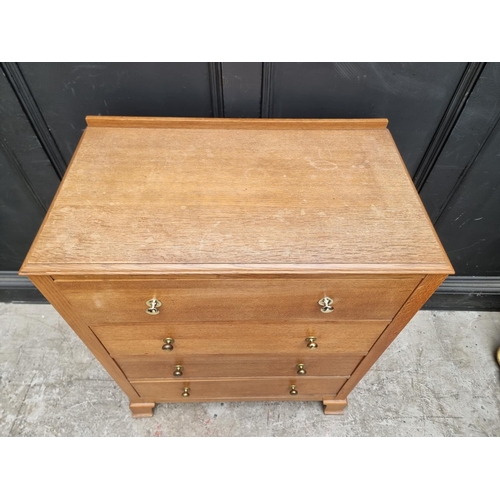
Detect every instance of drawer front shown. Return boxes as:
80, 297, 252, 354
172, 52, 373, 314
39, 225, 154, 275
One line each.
92, 321, 387, 356
131, 377, 348, 401
115, 354, 364, 379
55, 276, 420, 323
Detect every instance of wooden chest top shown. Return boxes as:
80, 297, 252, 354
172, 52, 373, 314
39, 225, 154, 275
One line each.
20, 116, 453, 276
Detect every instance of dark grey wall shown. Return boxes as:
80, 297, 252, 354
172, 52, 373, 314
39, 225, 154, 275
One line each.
1, 62, 499, 309
419, 63, 500, 277
0, 69, 59, 270
17, 63, 216, 166
263, 62, 467, 176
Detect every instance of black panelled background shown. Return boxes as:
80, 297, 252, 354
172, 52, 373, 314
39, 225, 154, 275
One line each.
1, 62, 499, 309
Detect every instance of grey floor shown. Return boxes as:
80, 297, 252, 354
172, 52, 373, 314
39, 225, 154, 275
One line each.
1, 303, 499, 437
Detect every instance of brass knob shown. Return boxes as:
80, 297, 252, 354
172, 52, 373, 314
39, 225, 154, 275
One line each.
162, 338, 174, 351
297, 364, 307, 375
318, 296, 334, 313
306, 336, 318, 349
173, 365, 183, 377
146, 298, 162, 315
182, 387, 190, 397
289, 385, 298, 395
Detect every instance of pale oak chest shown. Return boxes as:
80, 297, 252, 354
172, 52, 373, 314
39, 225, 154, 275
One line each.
20, 116, 453, 417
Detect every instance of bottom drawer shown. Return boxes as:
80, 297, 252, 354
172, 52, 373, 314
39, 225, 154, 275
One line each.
131, 377, 348, 401
116, 354, 363, 379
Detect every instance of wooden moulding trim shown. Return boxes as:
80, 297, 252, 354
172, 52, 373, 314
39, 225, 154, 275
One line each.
85, 116, 389, 130
49, 273, 418, 282
129, 376, 349, 384
333, 274, 448, 401
19, 262, 454, 276
131, 396, 341, 403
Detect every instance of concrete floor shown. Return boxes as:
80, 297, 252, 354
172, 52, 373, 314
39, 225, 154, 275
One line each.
1, 303, 499, 436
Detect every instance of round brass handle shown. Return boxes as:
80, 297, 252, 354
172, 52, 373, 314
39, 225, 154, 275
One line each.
296, 364, 307, 375
146, 298, 162, 315
182, 387, 190, 397
173, 365, 183, 377
289, 385, 298, 395
306, 336, 318, 349
162, 338, 174, 351
318, 296, 334, 313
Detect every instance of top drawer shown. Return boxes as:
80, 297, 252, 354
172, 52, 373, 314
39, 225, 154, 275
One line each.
54, 275, 421, 324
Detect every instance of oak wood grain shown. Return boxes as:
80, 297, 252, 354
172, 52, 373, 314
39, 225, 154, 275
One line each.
385, 130, 452, 270
20, 119, 453, 275
85, 116, 389, 130
92, 321, 387, 356
54, 276, 420, 323
20, 262, 451, 275
131, 376, 347, 401
323, 399, 348, 414
20, 129, 89, 276
21, 117, 453, 417
129, 402, 155, 418
333, 274, 448, 401
114, 353, 364, 379
29, 275, 139, 400
50, 273, 424, 281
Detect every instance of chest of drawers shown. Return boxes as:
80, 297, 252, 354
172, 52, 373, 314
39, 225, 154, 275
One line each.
20, 116, 453, 418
